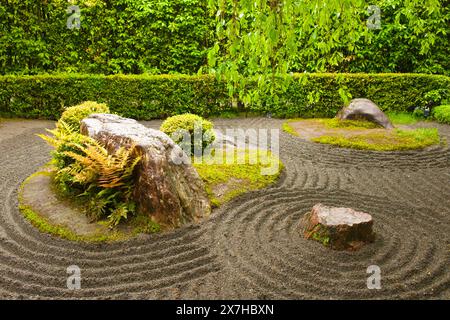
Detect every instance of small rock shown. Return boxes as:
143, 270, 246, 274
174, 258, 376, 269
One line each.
300, 203, 375, 251
337, 98, 394, 129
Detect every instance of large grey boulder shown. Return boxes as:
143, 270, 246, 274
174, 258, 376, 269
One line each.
80, 114, 211, 229
337, 98, 394, 129
300, 203, 375, 251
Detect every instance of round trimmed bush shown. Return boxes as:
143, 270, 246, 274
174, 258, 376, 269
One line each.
433, 105, 450, 124
160, 114, 215, 155
58, 101, 110, 131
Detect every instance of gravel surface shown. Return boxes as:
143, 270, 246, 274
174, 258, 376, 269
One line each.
0, 118, 449, 299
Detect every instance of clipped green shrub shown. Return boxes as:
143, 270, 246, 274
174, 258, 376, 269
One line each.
433, 105, 450, 124
58, 101, 109, 131
160, 113, 215, 155
0, 73, 448, 120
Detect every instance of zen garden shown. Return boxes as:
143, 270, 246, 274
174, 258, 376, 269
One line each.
0, 0, 448, 302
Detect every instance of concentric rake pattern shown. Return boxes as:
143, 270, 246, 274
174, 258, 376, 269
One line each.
0, 119, 448, 299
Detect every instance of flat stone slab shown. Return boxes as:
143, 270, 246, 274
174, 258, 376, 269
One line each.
300, 203, 375, 251
20, 172, 116, 237
313, 206, 373, 226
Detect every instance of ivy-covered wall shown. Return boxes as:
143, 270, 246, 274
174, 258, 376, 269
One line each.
1, 73, 448, 119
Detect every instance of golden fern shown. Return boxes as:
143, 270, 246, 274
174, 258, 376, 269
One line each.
38, 120, 141, 225
37, 121, 78, 148
63, 141, 141, 189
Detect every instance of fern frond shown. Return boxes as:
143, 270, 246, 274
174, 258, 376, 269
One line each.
37, 133, 59, 148
56, 120, 77, 135
54, 134, 141, 223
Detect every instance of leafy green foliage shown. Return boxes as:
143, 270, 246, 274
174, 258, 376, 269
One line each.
0, 0, 212, 75
342, 1, 450, 75
60, 140, 141, 225
0, 1, 447, 76
207, 0, 447, 106
58, 101, 109, 131
160, 113, 215, 154
1, 73, 448, 119
433, 105, 450, 124
37, 121, 92, 170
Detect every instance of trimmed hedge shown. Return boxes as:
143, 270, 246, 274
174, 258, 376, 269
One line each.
0, 73, 448, 120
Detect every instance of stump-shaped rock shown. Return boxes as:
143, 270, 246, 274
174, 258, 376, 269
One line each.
300, 204, 375, 250
81, 114, 211, 229
337, 98, 394, 129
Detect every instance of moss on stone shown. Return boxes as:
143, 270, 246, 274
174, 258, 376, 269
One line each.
130, 214, 162, 235
310, 226, 331, 246
19, 204, 127, 242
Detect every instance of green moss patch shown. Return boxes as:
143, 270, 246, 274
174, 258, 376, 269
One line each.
194, 150, 283, 207
313, 128, 441, 151
282, 121, 299, 136
318, 118, 381, 129
283, 117, 442, 151
387, 112, 420, 125
19, 204, 127, 242
282, 118, 380, 137
308, 225, 331, 246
